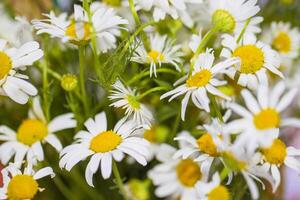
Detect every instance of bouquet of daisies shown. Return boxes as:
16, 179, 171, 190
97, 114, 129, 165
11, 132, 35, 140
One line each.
0, 0, 300, 199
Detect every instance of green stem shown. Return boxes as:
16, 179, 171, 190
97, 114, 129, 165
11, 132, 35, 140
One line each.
36, 63, 62, 80
128, 68, 179, 85
78, 46, 89, 116
190, 27, 219, 72
236, 18, 251, 43
127, 0, 150, 51
137, 86, 169, 100
42, 38, 50, 121
210, 95, 223, 122
220, 167, 231, 181
112, 161, 130, 200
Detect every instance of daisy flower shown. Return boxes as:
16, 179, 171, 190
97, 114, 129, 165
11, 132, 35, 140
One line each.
59, 112, 150, 186
135, 0, 203, 27
221, 146, 275, 200
262, 22, 300, 68
0, 162, 54, 200
160, 49, 239, 120
131, 33, 183, 77
196, 172, 230, 200
0, 39, 43, 104
226, 81, 298, 152
208, 0, 260, 34
221, 34, 282, 90
148, 144, 208, 200
32, 4, 128, 52
0, 97, 77, 166
109, 80, 153, 128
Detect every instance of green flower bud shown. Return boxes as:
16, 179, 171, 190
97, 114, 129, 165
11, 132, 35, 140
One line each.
61, 74, 78, 92
212, 10, 236, 33
103, 0, 122, 7
128, 179, 151, 200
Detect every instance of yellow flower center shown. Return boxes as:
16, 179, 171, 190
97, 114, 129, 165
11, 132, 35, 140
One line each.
17, 119, 48, 146
176, 159, 202, 187
208, 185, 230, 200
186, 69, 212, 88
126, 95, 141, 109
0, 51, 12, 80
103, 0, 122, 7
262, 139, 287, 165
212, 10, 236, 33
253, 109, 280, 130
7, 175, 39, 200
233, 45, 264, 74
65, 21, 91, 44
197, 133, 218, 157
272, 32, 291, 53
222, 152, 246, 172
147, 50, 164, 63
90, 130, 122, 153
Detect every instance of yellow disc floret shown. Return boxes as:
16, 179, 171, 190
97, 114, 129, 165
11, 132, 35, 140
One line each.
126, 95, 141, 109
17, 119, 48, 146
147, 50, 164, 63
90, 130, 122, 153
233, 45, 264, 74
197, 133, 218, 157
176, 159, 202, 187
212, 10, 235, 33
262, 139, 287, 165
7, 175, 39, 200
186, 69, 212, 88
272, 32, 291, 53
253, 108, 280, 130
0, 51, 12, 80
208, 185, 230, 200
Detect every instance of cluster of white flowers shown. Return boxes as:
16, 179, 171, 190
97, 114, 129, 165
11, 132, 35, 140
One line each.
0, 0, 300, 199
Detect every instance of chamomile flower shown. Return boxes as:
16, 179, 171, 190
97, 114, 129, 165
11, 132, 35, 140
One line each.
0, 97, 77, 166
135, 0, 203, 27
109, 80, 153, 128
59, 112, 150, 185
262, 22, 300, 68
131, 33, 183, 77
226, 81, 299, 152
160, 49, 239, 120
0, 162, 54, 200
32, 4, 128, 52
148, 144, 208, 200
209, 0, 260, 34
258, 139, 300, 190
196, 172, 230, 200
0, 39, 43, 104
221, 34, 282, 90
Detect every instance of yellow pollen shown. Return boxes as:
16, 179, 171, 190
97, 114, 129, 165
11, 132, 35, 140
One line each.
65, 21, 91, 44
90, 130, 122, 153
7, 175, 39, 200
233, 45, 264, 74
186, 69, 212, 88
147, 50, 164, 63
253, 108, 280, 130
197, 133, 218, 157
262, 139, 287, 165
17, 119, 48, 146
208, 185, 230, 200
0, 51, 12, 80
176, 159, 202, 187
212, 9, 236, 33
272, 32, 291, 53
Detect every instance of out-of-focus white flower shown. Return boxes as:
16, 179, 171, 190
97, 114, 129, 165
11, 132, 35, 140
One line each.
0, 97, 76, 166
59, 112, 150, 185
148, 144, 208, 200
131, 33, 183, 77
135, 0, 203, 27
32, 4, 128, 52
161, 49, 238, 120
0, 39, 43, 104
0, 162, 54, 200
221, 34, 282, 90
109, 80, 153, 128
